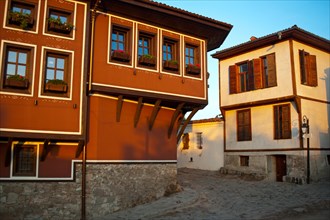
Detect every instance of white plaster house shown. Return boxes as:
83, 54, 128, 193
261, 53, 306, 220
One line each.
212, 25, 330, 182
177, 117, 224, 171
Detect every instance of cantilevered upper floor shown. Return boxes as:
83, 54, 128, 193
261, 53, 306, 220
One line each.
89, 0, 232, 112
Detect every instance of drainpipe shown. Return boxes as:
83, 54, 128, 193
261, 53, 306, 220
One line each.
81, 143, 87, 220
88, 1, 98, 92
82, 1, 98, 219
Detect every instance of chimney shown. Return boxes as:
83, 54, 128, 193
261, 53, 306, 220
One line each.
250, 36, 257, 41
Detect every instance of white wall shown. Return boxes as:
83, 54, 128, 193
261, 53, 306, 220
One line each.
225, 103, 300, 151
293, 41, 330, 102
177, 120, 224, 171
219, 41, 293, 107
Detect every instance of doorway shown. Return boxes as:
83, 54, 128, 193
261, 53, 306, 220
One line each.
275, 155, 287, 182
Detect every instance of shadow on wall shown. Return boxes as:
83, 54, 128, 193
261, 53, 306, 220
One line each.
320, 68, 330, 147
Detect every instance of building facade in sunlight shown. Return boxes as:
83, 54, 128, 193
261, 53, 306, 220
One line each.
177, 117, 224, 171
0, 0, 232, 219
213, 25, 330, 183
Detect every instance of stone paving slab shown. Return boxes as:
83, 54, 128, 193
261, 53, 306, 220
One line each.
99, 168, 330, 220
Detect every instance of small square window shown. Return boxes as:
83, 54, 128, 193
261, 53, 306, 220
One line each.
7, 1, 36, 30
47, 9, 73, 36
240, 156, 249, 167
13, 145, 37, 177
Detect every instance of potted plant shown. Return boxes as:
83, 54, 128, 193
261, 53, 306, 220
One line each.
48, 17, 73, 34
111, 50, 130, 62
138, 54, 156, 66
186, 63, 201, 75
163, 60, 179, 71
5, 75, 29, 88
8, 11, 34, 30
45, 79, 68, 92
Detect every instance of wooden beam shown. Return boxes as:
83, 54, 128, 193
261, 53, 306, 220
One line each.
134, 97, 143, 128
149, 99, 161, 130
168, 103, 185, 138
177, 107, 201, 143
40, 139, 50, 161
5, 138, 13, 167
75, 140, 85, 158
116, 95, 123, 122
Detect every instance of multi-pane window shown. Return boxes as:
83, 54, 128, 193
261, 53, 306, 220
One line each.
11, 2, 32, 15
1, 45, 32, 91
45, 54, 66, 83
8, 1, 35, 30
110, 26, 130, 63
163, 41, 173, 62
138, 33, 156, 67
238, 62, 249, 92
5, 48, 28, 79
163, 39, 179, 71
237, 109, 251, 141
299, 50, 317, 86
138, 35, 151, 57
185, 45, 195, 65
274, 104, 291, 139
196, 132, 203, 149
47, 9, 73, 35
229, 53, 277, 94
13, 145, 37, 177
111, 29, 125, 52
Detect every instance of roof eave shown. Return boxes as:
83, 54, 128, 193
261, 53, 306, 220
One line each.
98, 0, 232, 51
212, 26, 330, 60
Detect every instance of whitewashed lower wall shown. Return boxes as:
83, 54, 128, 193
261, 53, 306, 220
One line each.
177, 120, 224, 171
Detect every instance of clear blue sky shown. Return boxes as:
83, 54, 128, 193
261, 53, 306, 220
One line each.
156, 0, 330, 119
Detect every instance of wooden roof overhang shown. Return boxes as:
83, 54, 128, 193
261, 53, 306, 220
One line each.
212, 25, 330, 60
94, 0, 232, 51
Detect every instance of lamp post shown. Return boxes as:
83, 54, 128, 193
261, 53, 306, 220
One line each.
302, 115, 310, 184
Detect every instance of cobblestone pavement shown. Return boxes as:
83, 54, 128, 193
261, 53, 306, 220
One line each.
100, 168, 330, 220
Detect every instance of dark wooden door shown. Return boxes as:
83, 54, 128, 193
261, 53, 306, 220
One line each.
276, 155, 287, 182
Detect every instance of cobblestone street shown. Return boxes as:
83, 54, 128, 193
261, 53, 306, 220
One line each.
100, 168, 330, 220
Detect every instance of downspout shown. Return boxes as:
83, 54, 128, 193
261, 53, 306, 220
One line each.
81, 143, 86, 220
82, 1, 98, 219
88, 1, 98, 92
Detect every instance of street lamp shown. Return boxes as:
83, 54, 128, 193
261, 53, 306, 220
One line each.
302, 115, 310, 184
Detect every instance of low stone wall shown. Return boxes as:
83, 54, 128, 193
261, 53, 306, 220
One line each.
0, 163, 178, 219
85, 163, 178, 219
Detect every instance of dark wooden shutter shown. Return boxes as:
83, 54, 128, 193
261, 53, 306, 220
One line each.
253, 58, 262, 89
267, 54, 277, 87
299, 50, 307, 84
281, 105, 291, 139
229, 65, 237, 94
247, 60, 254, 91
237, 110, 251, 141
307, 54, 318, 86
